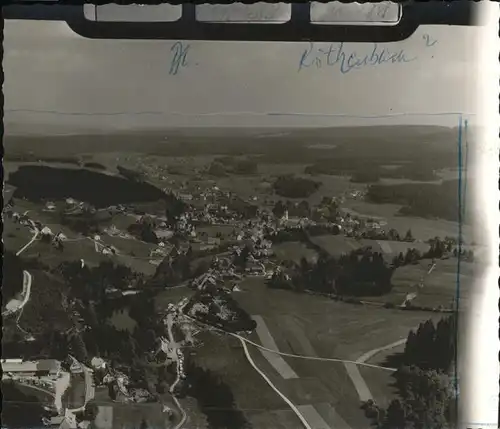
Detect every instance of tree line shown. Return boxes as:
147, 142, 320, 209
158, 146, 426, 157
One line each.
367, 180, 470, 223
55, 260, 144, 303
305, 159, 442, 183
207, 157, 258, 177
273, 175, 321, 199
403, 314, 456, 372
269, 247, 394, 297
378, 366, 455, 429
2, 251, 24, 304
366, 315, 458, 429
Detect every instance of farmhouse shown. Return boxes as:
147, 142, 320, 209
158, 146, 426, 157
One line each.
1, 359, 61, 378
45, 201, 57, 212
154, 229, 174, 240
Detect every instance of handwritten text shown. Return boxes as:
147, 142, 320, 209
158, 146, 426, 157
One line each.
423, 34, 438, 47
169, 42, 190, 75
298, 42, 418, 74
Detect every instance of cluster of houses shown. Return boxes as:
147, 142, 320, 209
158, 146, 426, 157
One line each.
1, 359, 82, 429
42, 198, 96, 216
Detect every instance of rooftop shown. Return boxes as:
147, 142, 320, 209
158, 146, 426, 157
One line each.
1, 359, 61, 373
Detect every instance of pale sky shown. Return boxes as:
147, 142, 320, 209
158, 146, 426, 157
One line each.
4, 18, 482, 133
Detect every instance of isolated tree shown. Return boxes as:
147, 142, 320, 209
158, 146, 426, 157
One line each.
235, 246, 250, 269
388, 228, 401, 241
404, 229, 414, 242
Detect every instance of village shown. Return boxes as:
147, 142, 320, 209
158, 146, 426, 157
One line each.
2, 159, 477, 429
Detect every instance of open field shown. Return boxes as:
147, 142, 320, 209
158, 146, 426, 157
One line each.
236, 277, 443, 360
187, 329, 370, 427
22, 238, 110, 270
357, 343, 405, 409
390, 258, 475, 308
211, 277, 449, 427
274, 231, 476, 309
343, 200, 474, 243
190, 331, 289, 412
110, 402, 173, 429
4, 199, 161, 276
364, 239, 431, 257
155, 287, 195, 310
244, 337, 370, 428
244, 409, 305, 429
358, 366, 397, 410
308, 235, 361, 257
91, 393, 175, 429
102, 235, 157, 257
272, 241, 319, 264
3, 219, 33, 252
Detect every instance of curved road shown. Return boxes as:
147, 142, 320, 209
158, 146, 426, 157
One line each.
238, 337, 313, 429
230, 332, 397, 372
184, 315, 401, 429
16, 229, 40, 256
3, 228, 39, 317
17, 271, 32, 311
357, 339, 407, 364
166, 314, 187, 429
3, 270, 32, 317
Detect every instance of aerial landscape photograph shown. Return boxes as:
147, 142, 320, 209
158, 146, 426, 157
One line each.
2, 120, 480, 429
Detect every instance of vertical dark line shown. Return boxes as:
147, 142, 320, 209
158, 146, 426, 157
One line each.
454, 114, 463, 424
462, 119, 469, 221
0, 5, 4, 318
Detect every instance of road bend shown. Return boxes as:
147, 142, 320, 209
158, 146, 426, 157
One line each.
16, 229, 40, 256
166, 314, 187, 429
238, 337, 313, 429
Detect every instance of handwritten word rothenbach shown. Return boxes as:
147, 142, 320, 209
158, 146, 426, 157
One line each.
299, 42, 416, 74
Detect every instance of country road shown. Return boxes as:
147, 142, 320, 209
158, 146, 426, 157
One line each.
345, 338, 408, 403
238, 337, 314, 429
166, 314, 187, 429
357, 338, 407, 364
16, 228, 39, 256
2, 270, 33, 317
183, 315, 403, 429
232, 329, 401, 410
17, 271, 32, 312
230, 333, 397, 372
2, 227, 39, 316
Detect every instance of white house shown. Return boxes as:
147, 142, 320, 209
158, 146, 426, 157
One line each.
90, 357, 106, 370
41, 226, 53, 236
